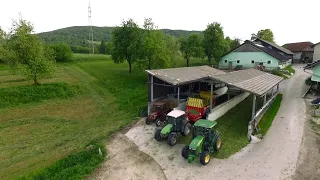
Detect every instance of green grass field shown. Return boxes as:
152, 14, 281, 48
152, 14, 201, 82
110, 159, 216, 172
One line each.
0, 53, 279, 179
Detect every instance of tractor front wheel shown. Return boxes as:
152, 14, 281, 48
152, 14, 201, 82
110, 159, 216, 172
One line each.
182, 122, 192, 136
167, 133, 178, 146
155, 118, 162, 127
181, 145, 189, 159
200, 151, 211, 165
145, 117, 151, 124
155, 129, 162, 141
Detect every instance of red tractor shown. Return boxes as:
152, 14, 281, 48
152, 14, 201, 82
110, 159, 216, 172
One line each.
146, 101, 172, 126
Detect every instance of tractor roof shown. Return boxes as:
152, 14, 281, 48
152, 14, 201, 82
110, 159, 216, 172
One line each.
167, 109, 185, 118
194, 120, 217, 128
153, 101, 166, 106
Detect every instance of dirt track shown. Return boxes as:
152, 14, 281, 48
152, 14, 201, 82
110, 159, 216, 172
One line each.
90, 65, 313, 180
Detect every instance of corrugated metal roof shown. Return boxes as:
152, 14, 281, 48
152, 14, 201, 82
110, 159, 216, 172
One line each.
213, 69, 283, 96
146, 65, 227, 85
255, 38, 294, 55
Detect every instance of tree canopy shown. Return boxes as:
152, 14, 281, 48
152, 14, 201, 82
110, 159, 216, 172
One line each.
3, 19, 55, 84
251, 29, 275, 42
180, 33, 203, 67
111, 19, 143, 72
203, 22, 228, 63
49, 42, 73, 62
226, 36, 241, 50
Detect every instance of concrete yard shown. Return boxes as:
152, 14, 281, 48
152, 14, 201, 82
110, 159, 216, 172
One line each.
90, 65, 314, 180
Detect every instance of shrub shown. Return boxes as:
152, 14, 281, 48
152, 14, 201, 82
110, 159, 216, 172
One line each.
305, 76, 316, 86
50, 42, 73, 62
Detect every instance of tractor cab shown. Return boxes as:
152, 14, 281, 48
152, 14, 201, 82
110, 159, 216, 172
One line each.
145, 101, 171, 126
155, 109, 192, 146
193, 120, 217, 137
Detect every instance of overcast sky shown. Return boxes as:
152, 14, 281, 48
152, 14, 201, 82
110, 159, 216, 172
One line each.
1, 0, 319, 45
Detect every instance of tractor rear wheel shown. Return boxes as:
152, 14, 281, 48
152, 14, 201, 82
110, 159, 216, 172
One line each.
181, 145, 189, 159
155, 129, 162, 141
155, 118, 162, 127
200, 151, 211, 165
213, 132, 222, 151
145, 117, 151, 124
167, 133, 178, 146
182, 122, 192, 136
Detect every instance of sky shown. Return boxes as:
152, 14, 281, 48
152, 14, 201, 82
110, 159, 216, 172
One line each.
1, 0, 319, 45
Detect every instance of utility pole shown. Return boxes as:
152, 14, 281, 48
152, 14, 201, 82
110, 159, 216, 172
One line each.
88, 2, 94, 54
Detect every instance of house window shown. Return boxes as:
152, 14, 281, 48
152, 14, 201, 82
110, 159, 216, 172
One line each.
251, 60, 255, 64
267, 61, 271, 64
224, 60, 227, 63
259, 62, 263, 65
237, 60, 240, 63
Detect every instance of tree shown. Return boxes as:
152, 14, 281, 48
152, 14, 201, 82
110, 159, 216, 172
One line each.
3, 19, 55, 85
111, 19, 143, 72
225, 36, 241, 50
251, 29, 275, 42
180, 33, 203, 67
203, 22, 227, 63
99, 40, 106, 54
105, 41, 113, 55
163, 34, 181, 68
49, 42, 73, 62
142, 18, 170, 69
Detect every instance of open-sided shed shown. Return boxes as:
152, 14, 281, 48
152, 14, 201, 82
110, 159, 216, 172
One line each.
146, 66, 283, 138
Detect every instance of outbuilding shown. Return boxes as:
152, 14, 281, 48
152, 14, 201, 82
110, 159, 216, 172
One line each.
146, 65, 283, 138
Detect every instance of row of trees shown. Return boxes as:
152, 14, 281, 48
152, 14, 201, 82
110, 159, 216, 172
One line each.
110, 18, 242, 72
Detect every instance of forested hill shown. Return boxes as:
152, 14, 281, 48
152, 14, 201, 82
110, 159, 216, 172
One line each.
37, 26, 201, 47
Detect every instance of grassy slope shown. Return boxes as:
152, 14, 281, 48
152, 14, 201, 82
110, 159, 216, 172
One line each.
258, 94, 283, 135
0, 57, 145, 179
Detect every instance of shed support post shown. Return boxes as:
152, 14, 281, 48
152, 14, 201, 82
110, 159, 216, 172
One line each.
228, 94, 230, 100
210, 83, 213, 113
277, 84, 279, 93
264, 94, 267, 105
151, 75, 154, 102
177, 86, 180, 108
251, 95, 256, 122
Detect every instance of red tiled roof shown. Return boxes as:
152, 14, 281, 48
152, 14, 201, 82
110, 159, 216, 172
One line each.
282, 42, 314, 52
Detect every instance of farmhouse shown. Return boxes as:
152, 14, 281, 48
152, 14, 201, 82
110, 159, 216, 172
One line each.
146, 65, 283, 138
283, 41, 314, 63
219, 40, 292, 70
311, 42, 320, 61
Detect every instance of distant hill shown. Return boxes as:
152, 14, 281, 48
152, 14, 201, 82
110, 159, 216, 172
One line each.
37, 26, 201, 47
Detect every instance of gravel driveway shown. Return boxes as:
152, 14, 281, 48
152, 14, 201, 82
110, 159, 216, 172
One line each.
91, 65, 310, 180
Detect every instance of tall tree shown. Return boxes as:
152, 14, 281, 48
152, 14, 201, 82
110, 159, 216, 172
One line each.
251, 29, 275, 42
203, 22, 227, 63
180, 33, 203, 67
3, 19, 55, 85
142, 18, 169, 69
111, 19, 143, 72
226, 36, 241, 50
99, 40, 106, 54
163, 34, 181, 67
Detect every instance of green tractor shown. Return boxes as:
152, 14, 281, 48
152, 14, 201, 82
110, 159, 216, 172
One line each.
155, 109, 192, 146
181, 119, 222, 165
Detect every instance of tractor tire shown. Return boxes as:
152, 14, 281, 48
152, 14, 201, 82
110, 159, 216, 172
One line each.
181, 145, 189, 159
182, 122, 192, 136
155, 129, 162, 141
145, 117, 151, 125
213, 132, 222, 151
200, 151, 211, 165
155, 118, 162, 127
167, 133, 178, 146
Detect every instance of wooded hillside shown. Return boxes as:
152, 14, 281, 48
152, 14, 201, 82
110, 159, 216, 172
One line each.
37, 26, 201, 47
